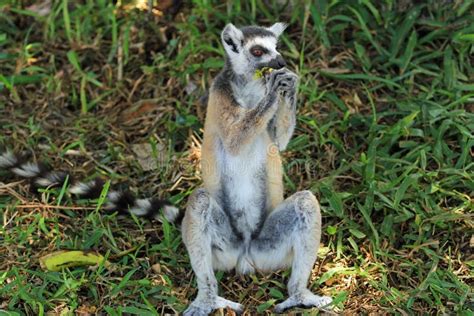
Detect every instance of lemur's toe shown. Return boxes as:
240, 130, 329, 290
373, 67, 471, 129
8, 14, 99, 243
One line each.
183, 305, 211, 316
216, 297, 244, 314
183, 296, 244, 316
274, 291, 333, 314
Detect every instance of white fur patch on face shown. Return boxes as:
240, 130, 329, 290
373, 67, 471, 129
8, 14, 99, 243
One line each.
245, 36, 278, 59
247, 36, 278, 50
230, 52, 250, 76
229, 36, 280, 77
245, 36, 281, 72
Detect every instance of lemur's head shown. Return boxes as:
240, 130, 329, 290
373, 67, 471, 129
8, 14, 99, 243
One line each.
221, 23, 287, 78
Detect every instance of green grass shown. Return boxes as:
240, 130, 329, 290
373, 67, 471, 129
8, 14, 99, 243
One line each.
1, 0, 473, 314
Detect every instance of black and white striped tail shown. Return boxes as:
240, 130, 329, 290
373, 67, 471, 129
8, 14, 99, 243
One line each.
0, 151, 180, 223
0, 151, 69, 190
69, 179, 180, 222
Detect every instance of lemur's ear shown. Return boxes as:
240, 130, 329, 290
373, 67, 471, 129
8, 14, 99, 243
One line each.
267, 22, 287, 37
221, 23, 244, 54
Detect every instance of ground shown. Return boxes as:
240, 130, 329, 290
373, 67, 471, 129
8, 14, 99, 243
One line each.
0, 0, 473, 315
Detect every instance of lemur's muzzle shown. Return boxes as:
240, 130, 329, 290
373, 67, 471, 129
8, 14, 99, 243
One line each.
260, 55, 286, 70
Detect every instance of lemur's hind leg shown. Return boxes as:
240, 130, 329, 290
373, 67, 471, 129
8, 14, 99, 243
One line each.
249, 191, 333, 313
181, 188, 243, 316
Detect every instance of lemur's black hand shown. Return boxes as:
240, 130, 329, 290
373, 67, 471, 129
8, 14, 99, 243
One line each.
266, 68, 298, 95
278, 69, 298, 95
258, 68, 298, 114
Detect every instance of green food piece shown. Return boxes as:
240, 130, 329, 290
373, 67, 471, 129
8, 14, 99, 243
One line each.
39, 250, 109, 271
253, 67, 274, 79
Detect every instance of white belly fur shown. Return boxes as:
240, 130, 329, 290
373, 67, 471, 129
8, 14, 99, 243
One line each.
217, 135, 268, 241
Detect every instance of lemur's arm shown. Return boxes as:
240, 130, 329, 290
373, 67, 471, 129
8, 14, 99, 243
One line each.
268, 74, 298, 151
216, 94, 276, 155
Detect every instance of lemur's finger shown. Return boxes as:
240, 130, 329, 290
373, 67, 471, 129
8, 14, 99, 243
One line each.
268, 68, 289, 85
279, 74, 298, 91
275, 74, 294, 90
270, 73, 288, 91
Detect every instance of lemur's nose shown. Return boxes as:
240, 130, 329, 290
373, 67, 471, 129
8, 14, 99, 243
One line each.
275, 55, 286, 69
264, 55, 287, 70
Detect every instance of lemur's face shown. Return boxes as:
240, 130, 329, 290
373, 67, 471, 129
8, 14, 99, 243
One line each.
221, 23, 287, 77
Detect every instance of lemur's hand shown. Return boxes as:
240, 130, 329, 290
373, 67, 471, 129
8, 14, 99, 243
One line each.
258, 68, 298, 114
265, 68, 298, 105
278, 69, 298, 95
265, 68, 298, 93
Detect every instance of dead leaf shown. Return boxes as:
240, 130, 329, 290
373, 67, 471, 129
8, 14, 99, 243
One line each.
320, 68, 350, 74
119, 101, 159, 123
185, 81, 197, 95
131, 143, 165, 171
75, 305, 98, 316
27, 0, 52, 16
353, 92, 362, 106
152, 263, 162, 273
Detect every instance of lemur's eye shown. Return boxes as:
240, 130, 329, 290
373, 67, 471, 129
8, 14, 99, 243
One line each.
251, 49, 264, 57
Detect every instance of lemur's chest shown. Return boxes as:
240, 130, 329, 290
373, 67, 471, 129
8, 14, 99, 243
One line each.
231, 80, 265, 108
217, 135, 269, 239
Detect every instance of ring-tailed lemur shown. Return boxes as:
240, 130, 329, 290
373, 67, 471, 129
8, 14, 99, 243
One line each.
0, 22, 333, 315
181, 23, 332, 315
0, 151, 179, 222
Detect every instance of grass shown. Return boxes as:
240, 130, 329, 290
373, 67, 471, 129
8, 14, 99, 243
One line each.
0, 0, 473, 314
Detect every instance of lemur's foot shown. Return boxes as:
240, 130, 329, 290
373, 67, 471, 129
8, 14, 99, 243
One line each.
183, 296, 244, 316
274, 290, 332, 314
